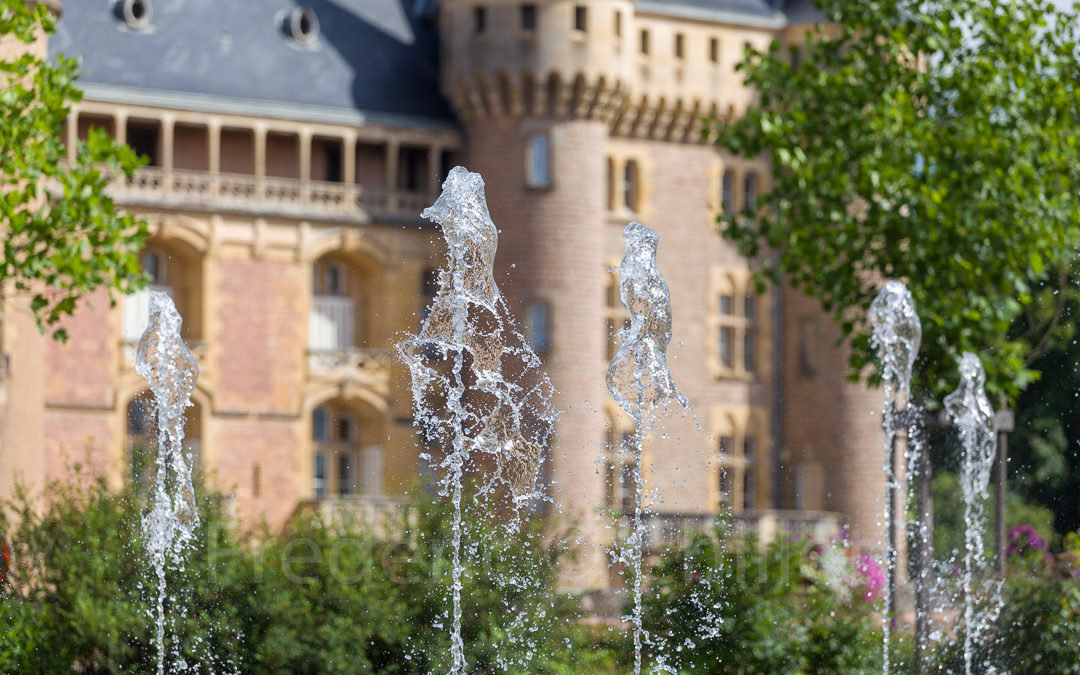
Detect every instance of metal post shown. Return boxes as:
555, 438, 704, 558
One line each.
913, 419, 932, 674
994, 408, 1013, 574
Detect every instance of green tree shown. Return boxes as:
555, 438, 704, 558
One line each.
0, 0, 146, 341
716, 0, 1080, 402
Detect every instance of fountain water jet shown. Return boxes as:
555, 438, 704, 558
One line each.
606, 222, 687, 675
397, 166, 555, 673
944, 352, 1002, 675
135, 291, 200, 675
869, 280, 921, 673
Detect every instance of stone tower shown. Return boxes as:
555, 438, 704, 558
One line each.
438, 0, 632, 588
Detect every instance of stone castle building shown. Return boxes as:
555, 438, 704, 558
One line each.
0, 0, 884, 588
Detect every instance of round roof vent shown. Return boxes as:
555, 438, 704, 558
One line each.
285, 7, 320, 45
115, 0, 152, 30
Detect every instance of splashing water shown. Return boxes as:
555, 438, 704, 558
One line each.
135, 291, 200, 675
607, 222, 687, 675
397, 166, 555, 673
869, 280, 921, 673
944, 353, 1001, 675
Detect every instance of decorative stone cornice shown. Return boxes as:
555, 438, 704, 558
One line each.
447, 70, 716, 143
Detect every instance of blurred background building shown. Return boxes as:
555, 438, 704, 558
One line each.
0, 0, 883, 589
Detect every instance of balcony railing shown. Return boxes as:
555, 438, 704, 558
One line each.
296, 495, 411, 533
108, 167, 431, 223
635, 509, 846, 555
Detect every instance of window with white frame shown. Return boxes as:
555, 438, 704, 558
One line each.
708, 268, 764, 379
311, 404, 372, 498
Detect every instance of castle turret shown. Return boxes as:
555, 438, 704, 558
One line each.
439, 0, 632, 588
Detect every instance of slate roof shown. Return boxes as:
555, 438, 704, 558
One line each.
50, 0, 455, 125
51, 0, 824, 125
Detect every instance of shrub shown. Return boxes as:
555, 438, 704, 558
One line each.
638, 523, 883, 674
0, 476, 615, 673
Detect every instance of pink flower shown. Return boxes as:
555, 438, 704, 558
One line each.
855, 553, 886, 602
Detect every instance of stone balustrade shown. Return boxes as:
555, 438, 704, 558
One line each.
633, 508, 846, 555
109, 166, 432, 223
297, 494, 412, 534
307, 347, 393, 398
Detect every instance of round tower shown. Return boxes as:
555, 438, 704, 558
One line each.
439, 0, 634, 589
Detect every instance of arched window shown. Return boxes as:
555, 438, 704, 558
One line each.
315, 261, 346, 296
141, 249, 165, 285
310, 257, 357, 351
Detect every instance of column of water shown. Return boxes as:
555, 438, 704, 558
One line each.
135, 292, 201, 675
606, 222, 687, 675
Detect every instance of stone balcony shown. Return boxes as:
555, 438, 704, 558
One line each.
638, 508, 846, 555
296, 494, 411, 534
109, 167, 432, 224
306, 347, 392, 399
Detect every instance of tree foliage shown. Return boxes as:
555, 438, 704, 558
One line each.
716, 0, 1080, 402
0, 0, 146, 340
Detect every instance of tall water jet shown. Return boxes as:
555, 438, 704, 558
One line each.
869, 280, 921, 673
135, 291, 200, 675
397, 166, 555, 673
944, 353, 1001, 675
606, 222, 687, 675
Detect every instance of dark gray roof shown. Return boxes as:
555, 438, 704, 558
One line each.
781, 0, 826, 25
51, 0, 455, 125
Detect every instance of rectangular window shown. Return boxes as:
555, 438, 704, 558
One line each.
675, 33, 685, 59
718, 436, 734, 504
474, 6, 486, 33
744, 326, 757, 373
312, 407, 329, 442
527, 302, 552, 354
745, 172, 759, 210
719, 326, 735, 368
525, 135, 551, 188
640, 29, 650, 54
338, 453, 355, 496
721, 171, 734, 213
614, 10, 622, 37
574, 5, 587, 32
521, 4, 536, 30
623, 160, 640, 212
314, 452, 327, 498
742, 437, 756, 509
744, 294, 756, 320
710, 37, 719, 63
719, 294, 734, 315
